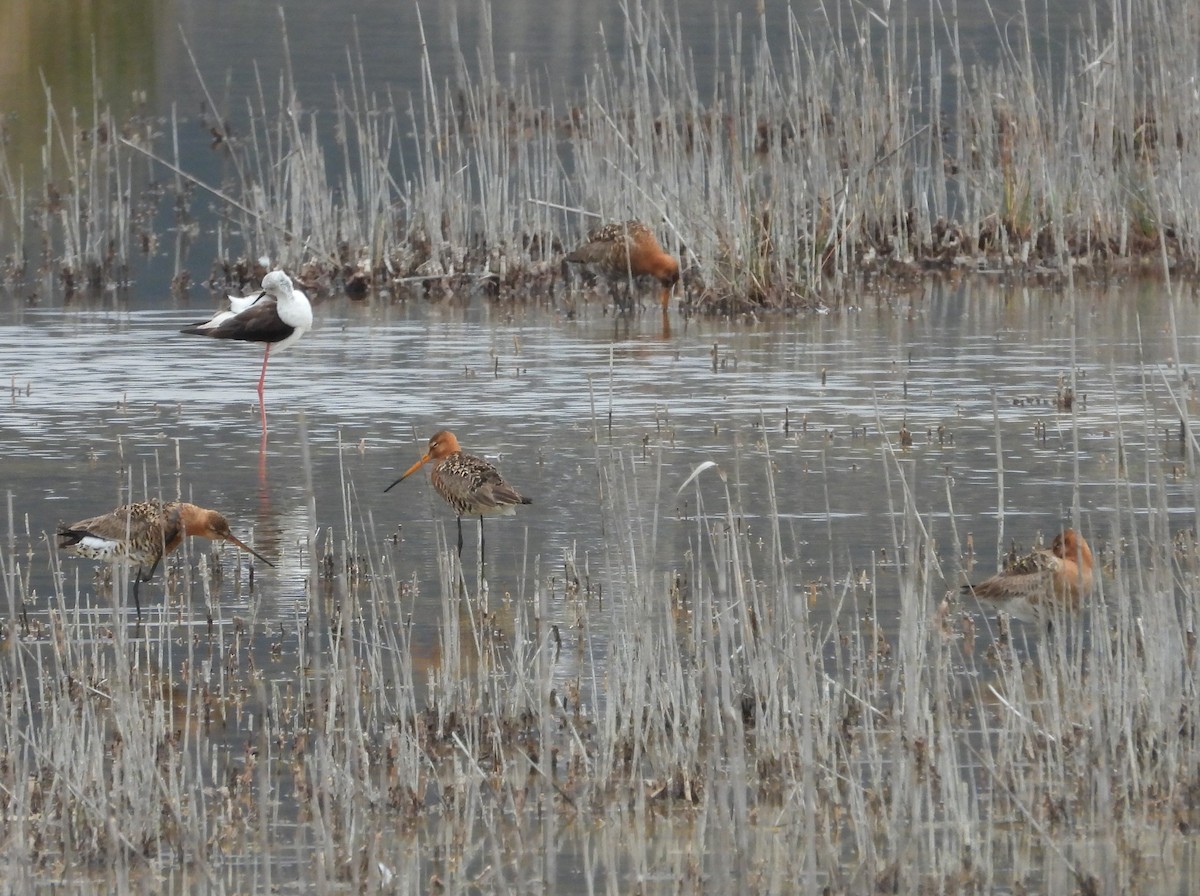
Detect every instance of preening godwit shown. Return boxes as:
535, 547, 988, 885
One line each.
57, 500, 273, 615
181, 270, 313, 399
565, 220, 680, 310
961, 528, 1094, 624
384, 430, 531, 557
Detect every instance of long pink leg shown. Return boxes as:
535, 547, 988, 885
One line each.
257, 344, 272, 398
258, 419, 268, 478
256, 345, 271, 434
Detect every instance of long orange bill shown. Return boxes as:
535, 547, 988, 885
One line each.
225, 533, 274, 567
384, 454, 430, 493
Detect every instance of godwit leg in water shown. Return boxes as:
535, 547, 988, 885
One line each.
131, 557, 162, 616
129, 556, 170, 617
385, 430, 531, 565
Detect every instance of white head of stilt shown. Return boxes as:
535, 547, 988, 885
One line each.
265, 270, 313, 346
262, 270, 293, 296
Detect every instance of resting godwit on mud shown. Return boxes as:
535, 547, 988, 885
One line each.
565, 220, 680, 310
57, 500, 273, 615
181, 270, 312, 399
961, 528, 1094, 624
384, 430, 531, 558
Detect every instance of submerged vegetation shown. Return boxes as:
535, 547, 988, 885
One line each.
3, 0, 1200, 308
2, 401, 1199, 891
3, 0, 1200, 890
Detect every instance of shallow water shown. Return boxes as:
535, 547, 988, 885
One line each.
3, 1, 1197, 890
4, 276, 1200, 890
4, 276, 1195, 632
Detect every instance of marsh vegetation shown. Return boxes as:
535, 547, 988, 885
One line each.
3, 0, 1200, 307
4, 397, 1200, 892
1, 280, 1199, 892
3, 0, 1200, 893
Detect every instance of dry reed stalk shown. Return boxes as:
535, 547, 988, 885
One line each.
11, 0, 1200, 303
1, 375, 1199, 891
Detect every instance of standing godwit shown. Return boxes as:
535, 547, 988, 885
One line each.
57, 500, 273, 615
180, 270, 313, 400
961, 528, 1094, 624
565, 220, 681, 311
384, 430, 531, 557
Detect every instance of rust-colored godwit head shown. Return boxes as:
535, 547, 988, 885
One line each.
175, 503, 274, 566
628, 231, 681, 310
1051, 528, 1094, 600
385, 430, 463, 491
653, 256, 681, 310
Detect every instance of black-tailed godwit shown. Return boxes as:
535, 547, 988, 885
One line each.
961, 528, 1094, 624
57, 500, 273, 615
384, 430, 531, 557
565, 220, 680, 310
181, 270, 312, 400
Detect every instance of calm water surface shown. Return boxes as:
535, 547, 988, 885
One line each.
2, 275, 1197, 890
1, 3, 1194, 887
3, 277, 1195, 634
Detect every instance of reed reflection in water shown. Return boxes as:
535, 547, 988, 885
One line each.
1, 278, 1199, 892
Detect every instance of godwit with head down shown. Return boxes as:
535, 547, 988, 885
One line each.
565, 220, 681, 311
385, 430, 531, 558
181, 270, 312, 400
961, 528, 1094, 624
57, 500, 273, 616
